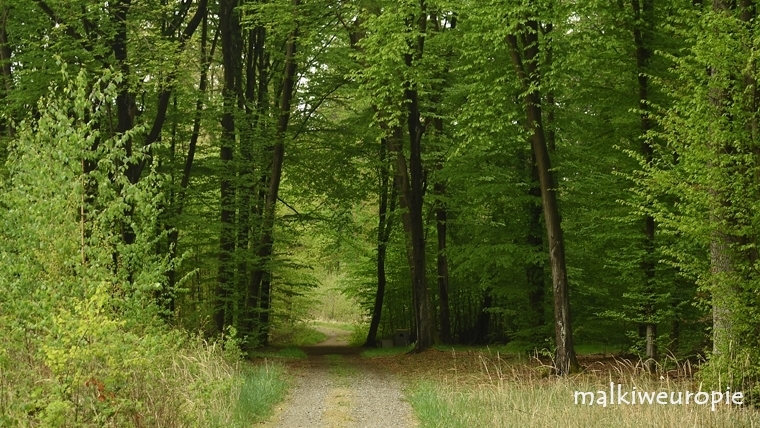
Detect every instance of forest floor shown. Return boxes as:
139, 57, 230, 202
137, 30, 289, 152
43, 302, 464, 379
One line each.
258, 326, 418, 428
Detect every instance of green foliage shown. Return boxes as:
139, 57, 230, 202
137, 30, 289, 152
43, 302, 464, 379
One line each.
349, 323, 370, 347
628, 4, 760, 395
0, 67, 280, 427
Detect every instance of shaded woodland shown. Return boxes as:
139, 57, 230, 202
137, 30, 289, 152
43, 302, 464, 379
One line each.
3, 0, 760, 423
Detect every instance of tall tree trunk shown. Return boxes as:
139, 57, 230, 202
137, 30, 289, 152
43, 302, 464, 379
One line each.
429, 11, 455, 345
215, 0, 240, 334
708, 0, 736, 357
246, 0, 300, 342
631, 0, 657, 373
164, 8, 216, 317
432, 115, 451, 344
365, 139, 397, 347
402, 1, 434, 353
234, 30, 257, 336
109, 0, 142, 289
507, 20, 578, 375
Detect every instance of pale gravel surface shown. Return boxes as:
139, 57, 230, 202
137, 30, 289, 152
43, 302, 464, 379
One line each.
261, 326, 418, 428
348, 358, 417, 428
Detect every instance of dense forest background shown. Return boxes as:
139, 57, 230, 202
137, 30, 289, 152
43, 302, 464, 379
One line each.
3, 0, 760, 424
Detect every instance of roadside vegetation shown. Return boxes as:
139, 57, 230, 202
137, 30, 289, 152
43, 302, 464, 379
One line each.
397, 350, 760, 428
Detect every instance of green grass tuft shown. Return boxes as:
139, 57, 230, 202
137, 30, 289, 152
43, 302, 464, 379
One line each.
408, 382, 468, 428
233, 364, 288, 424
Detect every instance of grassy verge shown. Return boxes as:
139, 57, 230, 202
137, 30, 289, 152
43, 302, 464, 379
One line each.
249, 346, 308, 360
409, 379, 759, 428
269, 323, 327, 346
405, 354, 760, 428
233, 363, 289, 425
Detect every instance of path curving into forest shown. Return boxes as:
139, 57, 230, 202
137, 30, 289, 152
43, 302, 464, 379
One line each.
261, 329, 418, 428
298, 325, 362, 356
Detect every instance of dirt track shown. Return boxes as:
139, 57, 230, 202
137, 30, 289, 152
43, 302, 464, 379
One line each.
299, 326, 361, 356
261, 326, 417, 428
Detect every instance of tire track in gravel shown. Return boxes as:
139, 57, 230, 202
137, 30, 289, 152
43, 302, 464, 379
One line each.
261, 326, 418, 428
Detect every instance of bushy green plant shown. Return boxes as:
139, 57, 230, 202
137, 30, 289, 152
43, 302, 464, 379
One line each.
0, 66, 288, 427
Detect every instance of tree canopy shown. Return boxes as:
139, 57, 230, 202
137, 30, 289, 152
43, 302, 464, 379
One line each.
3, 0, 760, 423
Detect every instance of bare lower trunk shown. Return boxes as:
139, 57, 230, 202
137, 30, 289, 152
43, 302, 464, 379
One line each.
710, 232, 735, 355
527, 159, 545, 330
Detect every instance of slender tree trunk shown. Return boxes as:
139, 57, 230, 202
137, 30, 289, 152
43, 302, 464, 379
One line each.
630, 0, 658, 372
474, 290, 492, 345
164, 9, 216, 318
243, 25, 269, 330
508, 20, 577, 375
432, 139, 451, 344
429, 12, 455, 345
216, 0, 240, 334
365, 139, 397, 347
527, 158, 546, 331
258, 272, 272, 345
246, 0, 300, 342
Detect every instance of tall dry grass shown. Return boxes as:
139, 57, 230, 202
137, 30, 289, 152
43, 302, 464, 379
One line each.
409, 351, 760, 428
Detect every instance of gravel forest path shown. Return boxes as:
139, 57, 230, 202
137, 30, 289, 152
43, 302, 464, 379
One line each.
260, 326, 418, 428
